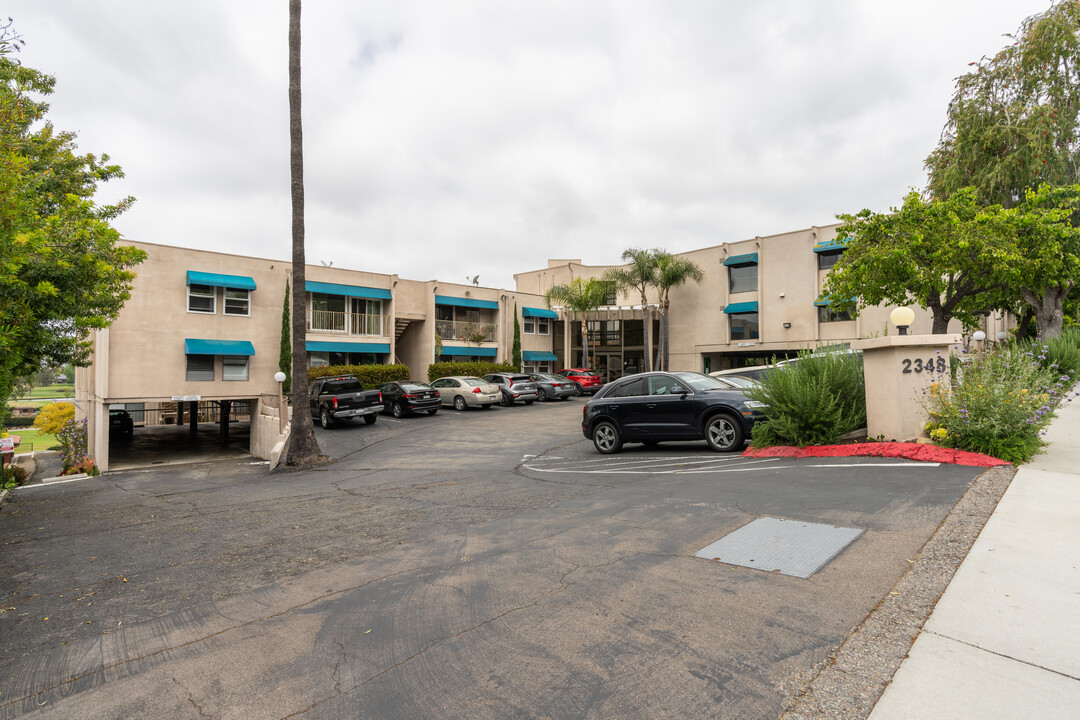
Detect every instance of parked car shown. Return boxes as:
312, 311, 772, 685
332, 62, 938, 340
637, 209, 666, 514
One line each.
482, 373, 539, 406
528, 373, 575, 401
581, 371, 765, 454
557, 368, 603, 396
707, 372, 761, 389
308, 375, 384, 428
379, 380, 441, 417
109, 408, 134, 438
430, 376, 501, 410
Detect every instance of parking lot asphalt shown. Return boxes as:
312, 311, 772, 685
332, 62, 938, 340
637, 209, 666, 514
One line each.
0, 398, 983, 719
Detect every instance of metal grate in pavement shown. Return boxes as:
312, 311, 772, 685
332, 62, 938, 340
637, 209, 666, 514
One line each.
695, 517, 864, 578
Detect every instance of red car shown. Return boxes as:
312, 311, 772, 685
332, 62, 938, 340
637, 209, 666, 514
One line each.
557, 368, 603, 396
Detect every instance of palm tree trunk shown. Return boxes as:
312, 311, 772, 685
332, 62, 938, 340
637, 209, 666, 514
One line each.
286, 0, 323, 466
581, 319, 590, 369
640, 291, 651, 373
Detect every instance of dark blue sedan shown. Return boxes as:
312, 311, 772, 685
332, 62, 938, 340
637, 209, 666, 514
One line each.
581, 371, 765, 454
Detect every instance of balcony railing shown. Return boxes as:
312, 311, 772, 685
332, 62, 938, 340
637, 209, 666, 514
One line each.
307, 311, 389, 336
435, 319, 496, 343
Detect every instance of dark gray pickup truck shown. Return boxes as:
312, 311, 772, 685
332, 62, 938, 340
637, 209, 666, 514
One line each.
308, 375, 384, 428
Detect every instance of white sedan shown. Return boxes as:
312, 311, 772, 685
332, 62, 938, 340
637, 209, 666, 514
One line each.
429, 376, 501, 410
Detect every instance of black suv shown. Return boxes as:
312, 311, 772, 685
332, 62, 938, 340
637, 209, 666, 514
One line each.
581, 371, 765, 454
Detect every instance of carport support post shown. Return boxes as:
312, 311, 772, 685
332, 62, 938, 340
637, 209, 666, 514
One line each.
175, 402, 184, 426
853, 334, 961, 442
219, 400, 231, 446
189, 401, 198, 434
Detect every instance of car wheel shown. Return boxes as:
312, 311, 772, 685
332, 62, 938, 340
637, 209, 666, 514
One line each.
499, 392, 511, 407
537, 387, 548, 401
364, 414, 377, 425
454, 395, 467, 411
705, 414, 744, 452
427, 408, 438, 415
392, 402, 404, 418
320, 407, 333, 429
592, 421, 623, 454
575, 383, 584, 397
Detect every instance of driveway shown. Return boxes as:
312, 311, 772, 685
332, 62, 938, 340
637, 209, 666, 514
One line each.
0, 400, 981, 719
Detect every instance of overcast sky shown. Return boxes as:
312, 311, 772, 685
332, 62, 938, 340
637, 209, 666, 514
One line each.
8, 1, 1053, 289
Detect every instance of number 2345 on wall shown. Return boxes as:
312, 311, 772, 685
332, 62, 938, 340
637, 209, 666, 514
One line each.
902, 356, 947, 374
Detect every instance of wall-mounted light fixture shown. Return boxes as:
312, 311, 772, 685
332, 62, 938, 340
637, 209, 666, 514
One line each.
783, 322, 791, 329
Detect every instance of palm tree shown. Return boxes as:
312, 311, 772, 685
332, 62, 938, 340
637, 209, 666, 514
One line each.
285, 0, 323, 466
544, 277, 609, 370
602, 248, 661, 373
654, 253, 704, 371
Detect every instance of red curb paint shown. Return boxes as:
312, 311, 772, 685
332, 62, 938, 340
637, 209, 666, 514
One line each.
741, 442, 1009, 467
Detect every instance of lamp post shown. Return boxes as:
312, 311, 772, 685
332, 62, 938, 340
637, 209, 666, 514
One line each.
889, 307, 915, 336
972, 330, 986, 357
274, 371, 287, 434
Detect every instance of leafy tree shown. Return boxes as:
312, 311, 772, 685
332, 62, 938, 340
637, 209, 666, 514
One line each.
512, 303, 522, 369
0, 27, 145, 421
285, 0, 323, 466
33, 401, 73, 435
926, 1, 1080, 336
544, 277, 608, 370
279, 281, 291, 395
602, 248, 660, 372
825, 189, 1015, 333
654, 253, 703, 370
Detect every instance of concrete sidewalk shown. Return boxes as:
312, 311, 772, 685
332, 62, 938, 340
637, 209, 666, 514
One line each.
869, 397, 1080, 718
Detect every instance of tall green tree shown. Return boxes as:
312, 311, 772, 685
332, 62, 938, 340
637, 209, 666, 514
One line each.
602, 248, 660, 373
285, 0, 323, 466
279, 280, 292, 395
926, 0, 1080, 337
511, 302, 522, 369
0, 26, 145, 419
654, 253, 703, 371
824, 189, 1014, 333
544, 277, 608, 370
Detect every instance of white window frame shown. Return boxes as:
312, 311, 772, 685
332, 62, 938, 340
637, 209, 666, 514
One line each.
188, 284, 216, 314
186, 355, 215, 381
537, 317, 550, 335
523, 317, 536, 334
224, 288, 251, 316
222, 355, 250, 381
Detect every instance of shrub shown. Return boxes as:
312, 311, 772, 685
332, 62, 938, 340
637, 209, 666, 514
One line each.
2, 463, 27, 489
923, 344, 1073, 464
33, 402, 75, 435
306, 364, 411, 387
56, 418, 97, 474
426, 361, 517, 382
1029, 327, 1080, 382
748, 349, 866, 447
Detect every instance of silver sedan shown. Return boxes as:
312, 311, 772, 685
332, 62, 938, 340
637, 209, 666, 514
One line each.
430, 376, 501, 410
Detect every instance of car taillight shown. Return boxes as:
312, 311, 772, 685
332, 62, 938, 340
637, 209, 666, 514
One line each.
378, 391, 383, 403
403, 393, 417, 399
472, 387, 482, 394
332, 397, 339, 409
508, 377, 514, 386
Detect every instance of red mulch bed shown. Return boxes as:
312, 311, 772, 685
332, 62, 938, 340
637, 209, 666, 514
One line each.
742, 442, 1009, 467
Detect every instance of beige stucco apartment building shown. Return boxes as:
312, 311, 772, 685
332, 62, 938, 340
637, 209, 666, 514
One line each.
77, 225, 1006, 469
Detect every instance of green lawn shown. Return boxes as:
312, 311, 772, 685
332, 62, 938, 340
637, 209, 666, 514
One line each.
6, 428, 59, 454
15, 384, 75, 400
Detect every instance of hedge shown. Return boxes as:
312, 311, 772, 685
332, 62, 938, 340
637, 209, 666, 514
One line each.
306, 364, 411, 387
427, 361, 517, 382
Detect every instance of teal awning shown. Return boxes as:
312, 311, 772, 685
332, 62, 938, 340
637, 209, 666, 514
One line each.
522, 307, 558, 319
185, 339, 255, 356
723, 253, 758, 266
441, 345, 497, 357
435, 295, 499, 310
813, 240, 849, 254
306, 341, 390, 354
723, 301, 759, 314
814, 296, 857, 307
186, 271, 256, 291
523, 350, 558, 362
306, 281, 392, 300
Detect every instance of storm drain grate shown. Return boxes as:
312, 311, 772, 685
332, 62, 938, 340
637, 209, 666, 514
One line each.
695, 517, 864, 578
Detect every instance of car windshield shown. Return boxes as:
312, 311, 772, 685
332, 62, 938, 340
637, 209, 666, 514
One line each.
464, 378, 488, 387
719, 375, 759, 388
324, 379, 362, 393
670, 371, 731, 392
